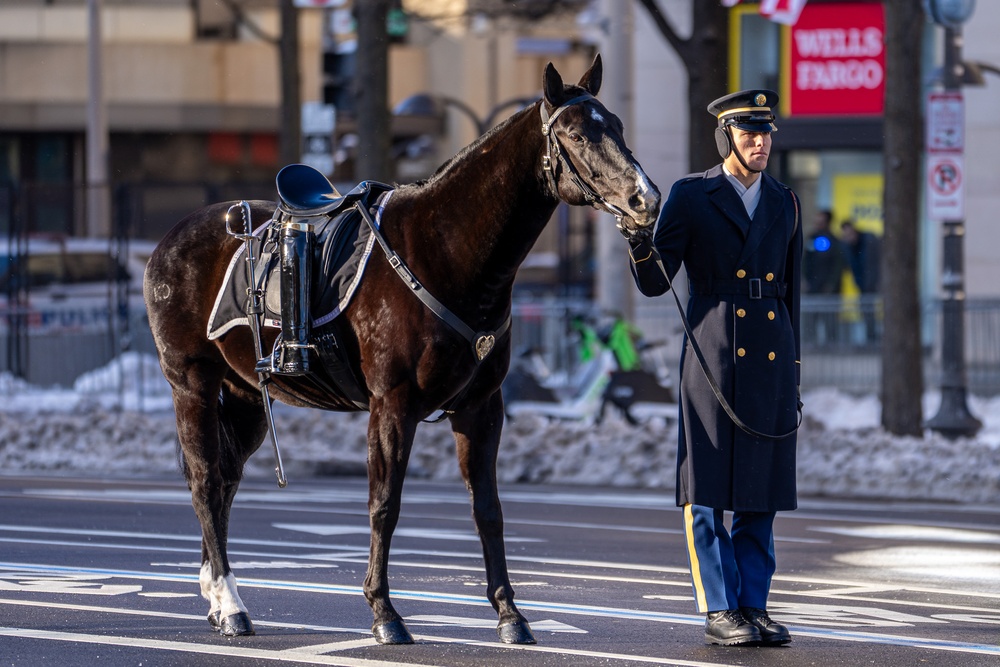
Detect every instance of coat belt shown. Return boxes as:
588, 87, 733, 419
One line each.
689, 278, 787, 299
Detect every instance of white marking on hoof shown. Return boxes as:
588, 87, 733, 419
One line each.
210, 573, 249, 619
199, 562, 219, 616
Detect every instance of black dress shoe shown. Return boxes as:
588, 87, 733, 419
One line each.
704, 609, 762, 646
740, 607, 791, 645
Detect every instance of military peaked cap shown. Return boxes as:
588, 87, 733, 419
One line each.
707, 89, 778, 133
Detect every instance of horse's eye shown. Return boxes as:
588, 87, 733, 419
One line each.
568, 132, 584, 143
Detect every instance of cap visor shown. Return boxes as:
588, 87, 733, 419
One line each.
732, 121, 776, 132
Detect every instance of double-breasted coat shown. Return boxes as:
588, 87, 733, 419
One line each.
629, 164, 801, 513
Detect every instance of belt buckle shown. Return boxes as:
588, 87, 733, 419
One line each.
749, 278, 762, 299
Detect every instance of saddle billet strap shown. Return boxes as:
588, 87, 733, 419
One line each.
354, 191, 511, 364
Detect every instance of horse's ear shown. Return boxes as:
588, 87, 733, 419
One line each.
542, 62, 565, 107
578, 54, 603, 96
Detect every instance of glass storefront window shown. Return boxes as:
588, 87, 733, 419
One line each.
731, 11, 780, 93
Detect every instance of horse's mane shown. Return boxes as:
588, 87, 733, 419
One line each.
406, 101, 541, 188
407, 83, 593, 190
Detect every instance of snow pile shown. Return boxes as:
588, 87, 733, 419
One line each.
0, 354, 998, 504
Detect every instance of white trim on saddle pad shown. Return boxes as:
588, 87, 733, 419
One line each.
205, 190, 395, 340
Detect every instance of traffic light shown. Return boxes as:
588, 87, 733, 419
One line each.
322, 50, 356, 113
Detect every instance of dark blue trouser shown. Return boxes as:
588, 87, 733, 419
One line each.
682, 504, 777, 613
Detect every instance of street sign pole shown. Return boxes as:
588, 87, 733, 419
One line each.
926, 23, 982, 438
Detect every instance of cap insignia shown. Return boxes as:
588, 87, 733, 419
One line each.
754, 93, 767, 106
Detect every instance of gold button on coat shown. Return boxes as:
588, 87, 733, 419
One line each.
736, 269, 746, 278
737, 308, 746, 318
737, 348, 746, 357
765, 272, 774, 281
768, 311, 775, 320
768, 352, 776, 361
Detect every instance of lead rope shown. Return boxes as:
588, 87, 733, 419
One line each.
644, 191, 802, 441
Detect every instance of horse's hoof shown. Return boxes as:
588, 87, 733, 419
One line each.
207, 610, 221, 629
219, 611, 255, 637
498, 620, 536, 644
372, 619, 414, 645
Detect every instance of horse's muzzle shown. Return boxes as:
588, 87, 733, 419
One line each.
623, 186, 660, 232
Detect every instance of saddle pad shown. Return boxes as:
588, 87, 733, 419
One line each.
207, 188, 394, 340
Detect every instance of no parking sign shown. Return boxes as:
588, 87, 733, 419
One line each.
926, 154, 964, 221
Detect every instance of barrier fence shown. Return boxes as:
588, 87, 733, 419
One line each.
1, 296, 999, 401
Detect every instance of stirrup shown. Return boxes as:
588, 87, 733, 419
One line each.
255, 341, 312, 376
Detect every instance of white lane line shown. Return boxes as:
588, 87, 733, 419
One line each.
0, 597, 373, 634
0, 561, 759, 627
3, 572, 1000, 658
291, 638, 382, 654
790, 626, 1000, 655
7, 526, 1000, 609
408, 633, 736, 667
14, 482, 1000, 521
0, 603, 730, 667
0, 626, 438, 667
273, 523, 541, 543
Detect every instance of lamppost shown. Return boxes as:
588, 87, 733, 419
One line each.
925, 0, 982, 438
86, 0, 109, 238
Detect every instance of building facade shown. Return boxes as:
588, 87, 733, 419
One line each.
1, 0, 999, 304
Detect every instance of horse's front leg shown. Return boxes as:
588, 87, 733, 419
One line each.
450, 391, 536, 644
364, 394, 419, 644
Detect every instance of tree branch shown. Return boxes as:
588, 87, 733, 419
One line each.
218, 0, 279, 45
633, 0, 689, 62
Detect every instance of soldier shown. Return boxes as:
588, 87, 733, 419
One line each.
625, 89, 801, 646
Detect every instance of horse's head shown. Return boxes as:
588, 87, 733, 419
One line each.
540, 55, 660, 237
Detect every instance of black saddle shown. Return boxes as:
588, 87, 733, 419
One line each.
276, 163, 346, 216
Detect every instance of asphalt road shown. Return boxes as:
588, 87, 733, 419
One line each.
1, 472, 999, 666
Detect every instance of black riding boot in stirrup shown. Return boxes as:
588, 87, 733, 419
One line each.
272, 220, 314, 375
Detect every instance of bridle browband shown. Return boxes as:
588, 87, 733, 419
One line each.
540, 95, 627, 222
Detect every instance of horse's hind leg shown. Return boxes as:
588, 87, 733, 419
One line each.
171, 363, 264, 636
450, 391, 536, 644
364, 395, 419, 645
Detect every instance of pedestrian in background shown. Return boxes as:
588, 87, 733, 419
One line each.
839, 219, 881, 343
803, 209, 844, 294
624, 89, 800, 647
802, 209, 845, 344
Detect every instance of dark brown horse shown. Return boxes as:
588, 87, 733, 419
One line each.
144, 55, 660, 645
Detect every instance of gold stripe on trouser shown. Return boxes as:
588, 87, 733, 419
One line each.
683, 503, 708, 612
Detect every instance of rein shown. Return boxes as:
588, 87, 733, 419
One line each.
640, 190, 803, 441
540, 95, 627, 222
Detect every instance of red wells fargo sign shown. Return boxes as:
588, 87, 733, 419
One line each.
786, 2, 885, 116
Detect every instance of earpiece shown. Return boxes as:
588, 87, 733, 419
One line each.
714, 126, 731, 159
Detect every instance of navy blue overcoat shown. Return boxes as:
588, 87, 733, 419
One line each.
630, 165, 802, 512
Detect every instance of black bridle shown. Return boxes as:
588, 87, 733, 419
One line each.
540, 95, 628, 223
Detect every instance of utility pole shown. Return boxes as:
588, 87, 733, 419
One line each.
279, 0, 302, 168
926, 18, 982, 438
86, 0, 109, 238
354, 0, 391, 182
595, 0, 634, 320
880, 0, 925, 436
